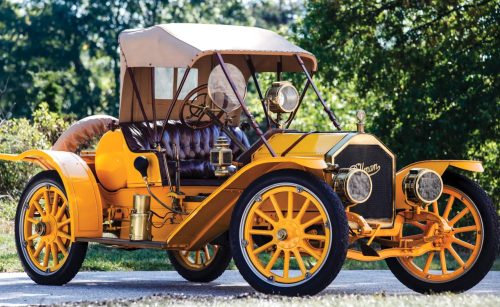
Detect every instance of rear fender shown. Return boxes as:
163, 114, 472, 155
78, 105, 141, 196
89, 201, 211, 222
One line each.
395, 160, 483, 209
167, 157, 327, 250
0, 150, 103, 239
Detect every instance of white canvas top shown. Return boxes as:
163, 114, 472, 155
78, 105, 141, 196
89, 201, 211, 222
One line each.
118, 23, 317, 70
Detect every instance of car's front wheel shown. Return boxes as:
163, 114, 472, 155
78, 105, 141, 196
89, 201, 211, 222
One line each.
230, 170, 348, 296
386, 171, 499, 293
15, 171, 87, 285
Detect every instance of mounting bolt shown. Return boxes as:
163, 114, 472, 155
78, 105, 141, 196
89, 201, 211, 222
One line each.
305, 272, 311, 279
296, 186, 304, 193
324, 221, 330, 229
22, 240, 28, 247
241, 239, 248, 247
256, 195, 262, 202
268, 275, 274, 282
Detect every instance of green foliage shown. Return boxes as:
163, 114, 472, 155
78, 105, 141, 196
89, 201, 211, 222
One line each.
0, 103, 71, 205
293, 0, 499, 205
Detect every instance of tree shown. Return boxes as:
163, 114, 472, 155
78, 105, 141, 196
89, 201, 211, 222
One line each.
293, 0, 499, 202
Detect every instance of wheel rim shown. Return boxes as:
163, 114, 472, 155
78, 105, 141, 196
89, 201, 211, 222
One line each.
19, 183, 72, 274
398, 185, 483, 283
239, 183, 331, 285
176, 244, 220, 270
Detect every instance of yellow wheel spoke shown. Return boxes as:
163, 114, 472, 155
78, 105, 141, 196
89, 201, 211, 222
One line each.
303, 234, 326, 241
443, 196, 455, 220
43, 244, 50, 268
58, 231, 71, 241
440, 250, 448, 274
449, 207, 470, 226
292, 248, 307, 274
33, 241, 45, 258
55, 237, 67, 256
26, 233, 40, 241
447, 246, 465, 267
248, 229, 274, 236
265, 248, 282, 272
453, 237, 475, 250
31, 200, 45, 216
423, 252, 434, 274
51, 193, 59, 216
51, 243, 59, 266
43, 191, 51, 215
301, 215, 323, 230
204, 246, 211, 261
454, 225, 477, 233
58, 218, 71, 229
254, 209, 276, 227
269, 195, 284, 221
300, 243, 320, 260
287, 191, 294, 219
252, 240, 275, 255
283, 250, 290, 278
195, 251, 201, 264
55, 201, 67, 221
295, 199, 310, 223
26, 217, 38, 224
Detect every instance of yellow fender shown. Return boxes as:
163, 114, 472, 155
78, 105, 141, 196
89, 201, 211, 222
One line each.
395, 160, 483, 209
167, 157, 327, 250
0, 150, 103, 239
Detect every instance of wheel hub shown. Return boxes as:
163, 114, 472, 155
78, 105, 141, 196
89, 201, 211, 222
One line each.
34, 222, 47, 236
276, 229, 288, 241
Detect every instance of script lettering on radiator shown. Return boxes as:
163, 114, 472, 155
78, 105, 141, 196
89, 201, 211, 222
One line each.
349, 162, 380, 176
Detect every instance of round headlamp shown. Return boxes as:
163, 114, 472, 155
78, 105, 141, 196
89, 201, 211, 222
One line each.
403, 168, 443, 205
265, 81, 299, 113
333, 168, 372, 205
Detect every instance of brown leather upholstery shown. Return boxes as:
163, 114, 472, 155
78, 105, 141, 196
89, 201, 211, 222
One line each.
120, 121, 250, 180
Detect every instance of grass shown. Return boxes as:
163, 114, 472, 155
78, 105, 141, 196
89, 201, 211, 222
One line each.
0, 219, 499, 272
100, 293, 500, 307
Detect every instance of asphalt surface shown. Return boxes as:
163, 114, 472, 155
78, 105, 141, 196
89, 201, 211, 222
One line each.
0, 270, 499, 305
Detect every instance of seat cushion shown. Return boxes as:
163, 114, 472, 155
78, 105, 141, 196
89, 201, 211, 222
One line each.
120, 121, 250, 180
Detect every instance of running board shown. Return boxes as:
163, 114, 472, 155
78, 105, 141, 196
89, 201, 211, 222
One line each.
76, 237, 167, 249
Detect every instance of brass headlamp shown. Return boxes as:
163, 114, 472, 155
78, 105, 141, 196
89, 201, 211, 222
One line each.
333, 168, 373, 205
265, 81, 299, 113
403, 168, 443, 206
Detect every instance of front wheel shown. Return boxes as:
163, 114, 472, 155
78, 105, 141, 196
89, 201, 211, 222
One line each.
386, 171, 499, 293
15, 171, 87, 285
230, 170, 349, 296
167, 243, 231, 282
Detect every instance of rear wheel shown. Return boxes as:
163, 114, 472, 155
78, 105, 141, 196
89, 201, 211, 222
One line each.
168, 243, 231, 282
15, 171, 87, 285
386, 171, 498, 293
230, 170, 348, 296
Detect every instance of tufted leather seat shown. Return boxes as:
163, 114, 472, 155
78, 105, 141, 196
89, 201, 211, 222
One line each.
120, 121, 250, 181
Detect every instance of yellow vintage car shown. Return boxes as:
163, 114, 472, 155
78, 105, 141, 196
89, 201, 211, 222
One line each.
1, 24, 497, 296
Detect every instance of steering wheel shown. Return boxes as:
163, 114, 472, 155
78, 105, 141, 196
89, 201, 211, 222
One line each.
179, 84, 225, 129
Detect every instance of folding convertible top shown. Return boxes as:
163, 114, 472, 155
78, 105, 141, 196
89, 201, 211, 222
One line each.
118, 23, 317, 71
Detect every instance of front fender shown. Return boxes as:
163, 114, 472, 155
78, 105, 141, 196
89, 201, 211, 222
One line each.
167, 157, 328, 250
395, 160, 483, 209
0, 150, 103, 239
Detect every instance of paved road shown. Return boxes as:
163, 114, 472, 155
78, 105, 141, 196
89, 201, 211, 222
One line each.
0, 270, 499, 305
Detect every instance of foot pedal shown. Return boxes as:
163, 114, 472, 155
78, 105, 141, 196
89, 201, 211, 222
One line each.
360, 241, 380, 257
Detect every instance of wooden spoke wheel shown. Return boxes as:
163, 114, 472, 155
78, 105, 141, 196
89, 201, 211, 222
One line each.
387, 171, 498, 293
168, 243, 231, 282
15, 171, 87, 285
230, 170, 348, 296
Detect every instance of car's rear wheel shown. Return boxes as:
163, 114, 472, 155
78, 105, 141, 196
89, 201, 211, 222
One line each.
15, 171, 87, 285
386, 171, 498, 293
230, 170, 348, 296
168, 243, 231, 282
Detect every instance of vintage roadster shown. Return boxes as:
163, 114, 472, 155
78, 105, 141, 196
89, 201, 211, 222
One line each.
0, 24, 497, 296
